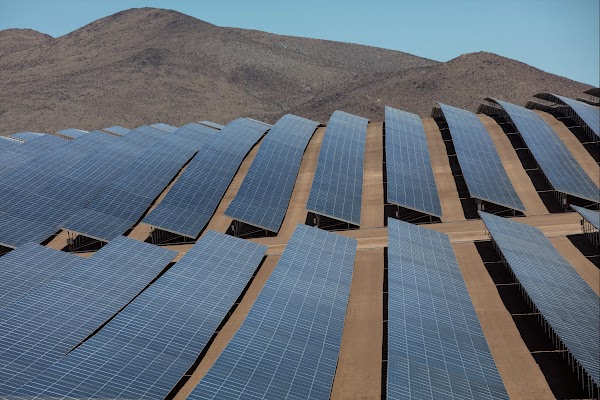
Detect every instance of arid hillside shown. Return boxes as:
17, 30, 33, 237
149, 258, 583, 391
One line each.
0, 7, 593, 134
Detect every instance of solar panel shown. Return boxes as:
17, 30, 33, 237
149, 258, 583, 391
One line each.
57, 128, 89, 139
480, 212, 599, 387
102, 125, 129, 136
0, 139, 20, 155
0, 237, 177, 395
0, 243, 82, 308
489, 99, 598, 203
61, 124, 216, 241
143, 118, 270, 238
13, 231, 267, 399
387, 217, 509, 399
307, 110, 369, 225
385, 106, 442, 217
199, 120, 225, 130
225, 114, 319, 232
151, 123, 178, 132
9, 132, 45, 142
547, 94, 599, 138
439, 103, 525, 212
0, 211, 58, 248
190, 224, 357, 399
571, 205, 600, 231
0, 134, 65, 173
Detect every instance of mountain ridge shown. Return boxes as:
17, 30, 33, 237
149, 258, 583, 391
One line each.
0, 8, 592, 134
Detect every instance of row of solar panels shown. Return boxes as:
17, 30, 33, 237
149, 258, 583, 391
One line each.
0, 96, 597, 250
1, 212, 597, 398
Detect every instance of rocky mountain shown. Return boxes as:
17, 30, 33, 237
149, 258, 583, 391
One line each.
0, 8, 592, 134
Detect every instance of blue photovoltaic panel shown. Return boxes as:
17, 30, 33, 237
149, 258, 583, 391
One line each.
490, 99, 598, 203
307, 110, 369, 225
481, 212, 599, 386
0, 139, 20, 154
57, 128, 88, 139
13, 231, 267, 399
199, 120, 225, 130
571, 205, 600, 231
102, 125, 129, 136
190, 224, 357, 399
0, 237, 177, 395
61, 123, 216, 241
143, 118, 270, 238
0, 243, 82, 308
9, 132, 45, 142
439, 103, 525, 212
385, 106, 442, 217
151, 123, 178, 132
539, 94, 600, 138
225, 114, 319, 232
387, 218, 508, 399
0, 211, 58, 249
0, 134, 65, 173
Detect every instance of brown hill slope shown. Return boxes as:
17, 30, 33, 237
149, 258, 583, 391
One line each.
0, 29, 52, 56
0, 8, 592, 134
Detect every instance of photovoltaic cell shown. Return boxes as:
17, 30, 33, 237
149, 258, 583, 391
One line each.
151, 123, 178, 132
0, 211, 58, 249
9, 132, 45, 142
439, 103, 525, 212
489, 99, 598, 203
190, 224, 357, 399
13, 231, 267, 399
0, 237, 177, 395
307, 110, 369, 225
387, 218, 508, 399
225, 114, 319, 232
385, 106, 442, 217
0, 243, 82, 308
571, 205, 600, 231
480, 212, 599, 386
143, 118, 270, 238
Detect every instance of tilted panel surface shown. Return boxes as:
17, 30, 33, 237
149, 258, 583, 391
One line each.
481, 212, 599, 386
387, 218, 508, 399
102, 126, 129, 136
190, 224, 357, 399
385, 106, 442, 217
307, 110, 369, 225
571, 205, 600, 231
0, 237, 177, 395
199, 120, 225, 130
439, 103, 524, 211
143, 118, 269, 238
553, 94, 600, 138
151, 123, 178, 132
13, 232, 267, 399
57, 128, 88, 139
225, 114, 319, 232
0, 243, 82, 308
9, 132, 45, 142
492, 99, 598, 202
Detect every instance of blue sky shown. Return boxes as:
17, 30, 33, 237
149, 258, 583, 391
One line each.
1, 0, 598, 86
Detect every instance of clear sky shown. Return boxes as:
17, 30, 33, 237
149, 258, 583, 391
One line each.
1, 0, 598, 86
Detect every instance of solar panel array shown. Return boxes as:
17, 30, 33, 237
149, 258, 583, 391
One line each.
199, 120, 225, 130
385, 106, 442, 217
61, 123, 216, 241
491, 99, 599, 203
191, 224, 357, 399
57, 128, 89, 139
439, 103, 525, 212
102, 125, 129, 136
0, 243, 82, 308
13, 231, 267, 399
0, 134, 65, 174
9, 132, 45, 142
225, 114, 319, 232
0, 139, 21, 155
571, 205, 600, 231
151, 123, 179, 132
549, 94, 600, 138
307, 110, 369, 225
387, 218, 509, 399
0, 237, 177, 395
480, 212, 599, 386
143, 118, 270, 238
